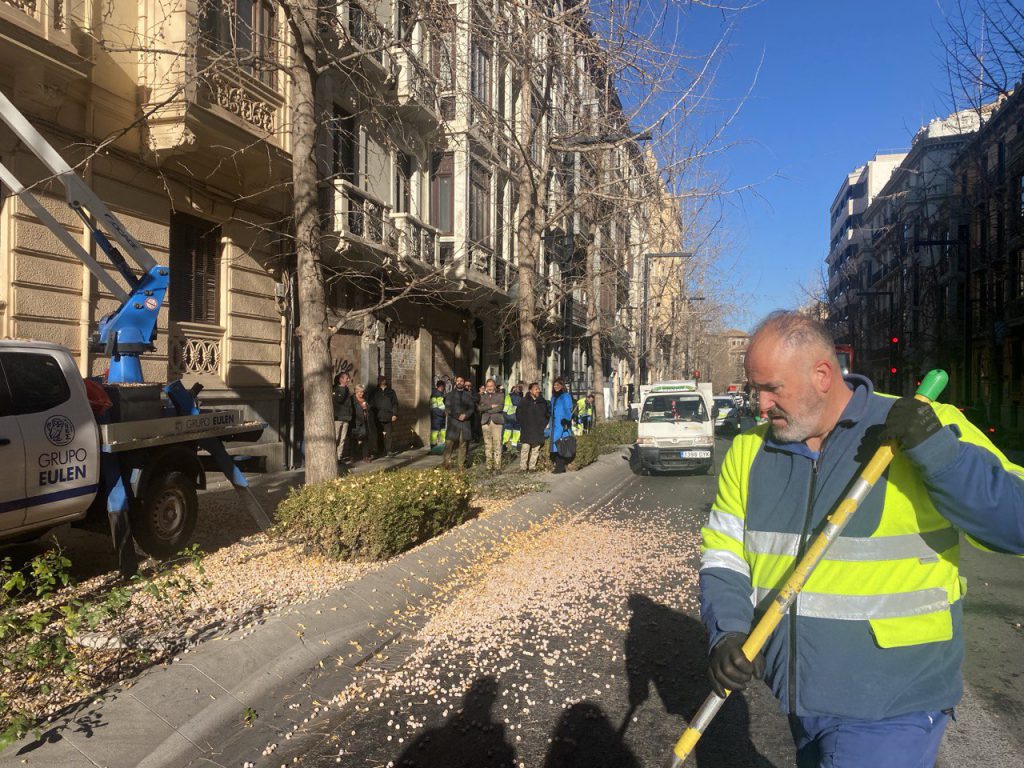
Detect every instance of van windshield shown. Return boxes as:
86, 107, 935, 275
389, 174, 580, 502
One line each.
641, 394, 708, 423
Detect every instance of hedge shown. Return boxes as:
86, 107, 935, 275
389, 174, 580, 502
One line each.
275, 468, 473, 561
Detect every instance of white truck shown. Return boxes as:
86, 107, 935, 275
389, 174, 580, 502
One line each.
633, 380, 717, 474
0, 341, 267, 560
0, 91, 269, 574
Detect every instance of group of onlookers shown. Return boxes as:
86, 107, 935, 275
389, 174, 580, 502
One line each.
437, 376, 592, 474
331, 372, 401, 465
332, 370, 595, 474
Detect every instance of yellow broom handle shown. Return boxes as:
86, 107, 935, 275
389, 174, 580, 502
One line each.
669, 370, 949, 765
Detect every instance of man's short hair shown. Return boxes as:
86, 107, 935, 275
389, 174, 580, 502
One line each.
752, 310, 836, 357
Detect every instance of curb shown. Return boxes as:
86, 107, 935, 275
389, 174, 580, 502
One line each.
3, 451, 636, 768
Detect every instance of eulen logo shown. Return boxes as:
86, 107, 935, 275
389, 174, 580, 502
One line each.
44, 415, 76, 446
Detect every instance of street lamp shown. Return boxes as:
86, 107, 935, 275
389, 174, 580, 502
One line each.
641, 251, 694, 384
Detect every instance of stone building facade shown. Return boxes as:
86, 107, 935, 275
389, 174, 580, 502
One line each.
0, 0, 656, 467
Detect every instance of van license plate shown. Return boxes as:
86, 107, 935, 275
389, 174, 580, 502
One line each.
682, 450, 711, 459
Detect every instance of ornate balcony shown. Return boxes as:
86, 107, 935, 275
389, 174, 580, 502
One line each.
332, 179, 397, 257
393, 46, 440, 127
168, 322, 225, 381
337, 1, 395, 82
391, 212, 441, 267
0, 0, 85, 76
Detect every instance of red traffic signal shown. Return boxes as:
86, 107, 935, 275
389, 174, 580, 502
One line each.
890, 367, 898, 374
890, 336, 900, 344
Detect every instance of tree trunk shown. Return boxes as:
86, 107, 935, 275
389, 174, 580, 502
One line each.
290, 0, 336, 485
516, 183, 540, 384
587, 244, 604, 422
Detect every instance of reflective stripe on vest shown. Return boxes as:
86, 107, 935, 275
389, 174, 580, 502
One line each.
504, 395, 516, 415
753, 585, 949, 621
745, 527, 959, 562
431, 395, 444, 410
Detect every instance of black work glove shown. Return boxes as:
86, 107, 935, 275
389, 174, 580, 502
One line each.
879, 397, 942, 451
561, 419, 571, 428
708, 633, 764, 698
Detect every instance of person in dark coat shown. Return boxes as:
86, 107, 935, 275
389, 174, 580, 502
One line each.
516, 382, 549, 471
370, 374, 399, 457
443, 375, 476, 469
332, 371, 354, 463
548, 377, 574, 474
351, 385, 372, 462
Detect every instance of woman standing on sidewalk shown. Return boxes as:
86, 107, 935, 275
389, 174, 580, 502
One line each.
548, 378, 574, 474
352, 386, 372, 463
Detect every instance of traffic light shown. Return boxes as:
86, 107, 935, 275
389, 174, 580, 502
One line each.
888, 333, 900, 377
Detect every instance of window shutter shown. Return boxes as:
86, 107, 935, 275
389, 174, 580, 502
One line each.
170, 213, 221, 325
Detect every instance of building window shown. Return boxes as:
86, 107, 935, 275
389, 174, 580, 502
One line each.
199, 0, 277, 86
332, 109, 359, 185
170, 213, 222, 325
430, 153, 454, 234
470, 41, 491, 107
395, 152, 413, 215
469, 161, 492, 245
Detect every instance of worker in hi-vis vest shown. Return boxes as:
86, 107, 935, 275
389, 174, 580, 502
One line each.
700, 311, 1024, 768
502, 381, 523, 450
429, 380, 446, 448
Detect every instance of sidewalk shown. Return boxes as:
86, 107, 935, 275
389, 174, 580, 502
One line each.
1, 452, 635, 768
203, 445, 445, 495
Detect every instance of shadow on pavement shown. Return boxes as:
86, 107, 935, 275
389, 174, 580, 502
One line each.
543, 701, 640, 768
623, 594, 778, 767
392, 675, 517, 768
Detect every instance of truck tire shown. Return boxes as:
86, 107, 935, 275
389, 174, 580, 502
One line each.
133, 470, 198, 559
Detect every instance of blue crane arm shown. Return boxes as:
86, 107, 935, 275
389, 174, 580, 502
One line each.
0, 89, 167, 383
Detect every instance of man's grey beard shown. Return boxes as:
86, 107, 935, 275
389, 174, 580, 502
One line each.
768, 400, 826, 444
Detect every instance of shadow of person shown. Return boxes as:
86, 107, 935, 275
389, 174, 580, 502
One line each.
623, 594, 777, 767
393, 675, 517, 768
543, 701, 640, 768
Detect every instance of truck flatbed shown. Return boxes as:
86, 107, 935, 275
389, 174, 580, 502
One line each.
100, 410, 265, 453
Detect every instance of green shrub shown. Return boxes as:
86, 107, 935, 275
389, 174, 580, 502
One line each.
275, 468, 473, 561
591, 419, 637, 448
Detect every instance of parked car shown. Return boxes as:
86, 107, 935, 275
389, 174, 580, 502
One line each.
713, 396, 736, 430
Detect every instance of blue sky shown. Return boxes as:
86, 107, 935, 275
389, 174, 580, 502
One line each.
688, 1, 957, 330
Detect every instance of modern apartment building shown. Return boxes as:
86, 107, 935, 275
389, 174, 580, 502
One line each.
825, 151, 905, 331
0, 0, 656, 466
857, 108, 982, 393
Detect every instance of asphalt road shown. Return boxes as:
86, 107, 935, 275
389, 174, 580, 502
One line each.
280, 438, 795, 768
272, 435, 1024, 768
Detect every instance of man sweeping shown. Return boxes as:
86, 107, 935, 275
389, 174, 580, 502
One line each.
699, 310, 1024, 767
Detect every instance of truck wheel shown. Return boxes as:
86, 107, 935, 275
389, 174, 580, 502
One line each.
133, 470, 198, 559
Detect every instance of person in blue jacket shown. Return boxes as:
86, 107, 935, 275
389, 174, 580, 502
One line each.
548, 377, 575, 474
700, 310, 1024, 768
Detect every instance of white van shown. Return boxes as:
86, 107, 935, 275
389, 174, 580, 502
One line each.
634, 380, 716, 474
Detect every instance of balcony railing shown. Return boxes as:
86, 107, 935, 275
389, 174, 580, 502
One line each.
3, 0, 63, 29
394, 47, 439, 121
342, 1, 394, 70
333, 179, 397, 251
168, 323, 225, 379
1, 0, 75, 49
391, 212, 440, 266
